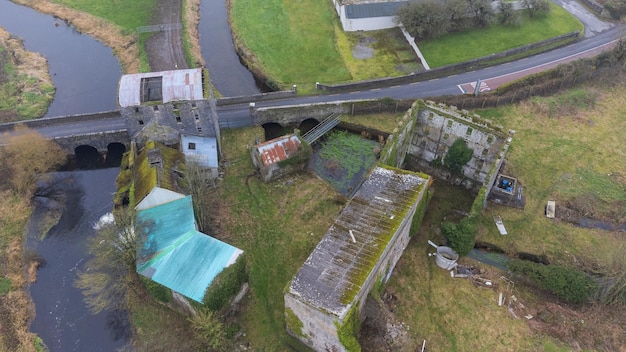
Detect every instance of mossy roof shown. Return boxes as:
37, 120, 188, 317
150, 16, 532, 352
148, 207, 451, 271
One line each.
133, 140, 186, 206
288, 165, 429, 317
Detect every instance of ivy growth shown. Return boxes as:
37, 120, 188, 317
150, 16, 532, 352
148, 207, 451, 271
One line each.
444, 138, 474, 175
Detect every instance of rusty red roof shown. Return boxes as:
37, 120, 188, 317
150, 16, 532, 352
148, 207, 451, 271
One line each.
257, 134, 302, 166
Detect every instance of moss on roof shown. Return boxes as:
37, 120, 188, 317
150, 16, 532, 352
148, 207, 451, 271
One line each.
133, 140, 186, 205
288, 164, 430, 317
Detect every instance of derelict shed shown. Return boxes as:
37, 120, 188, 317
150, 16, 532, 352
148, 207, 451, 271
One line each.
251, 134, 307, 182
136, 196, 243, 303
285, 165, 430, 351
118, 68, 205, 107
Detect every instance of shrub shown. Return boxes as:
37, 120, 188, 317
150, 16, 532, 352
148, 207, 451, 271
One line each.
444, 138, 473, 175
508, 260, 596, 303
202, 255, 247, 311
140, 276, 172, 303
441, 217, 476, 256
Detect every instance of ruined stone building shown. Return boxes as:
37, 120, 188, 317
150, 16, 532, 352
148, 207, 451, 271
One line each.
285, 165, 430, 351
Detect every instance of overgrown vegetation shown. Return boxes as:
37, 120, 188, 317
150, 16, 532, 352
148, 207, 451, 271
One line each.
0, 32, 54, 121
508, 260, 596, 304
443, 138, 474, 175
0, 127, 67, 351
310, 130, 380, 195
441, 216, 477, 256
202, 255, 247, 311
335, 303, 362, 352
75, 208, 140, 314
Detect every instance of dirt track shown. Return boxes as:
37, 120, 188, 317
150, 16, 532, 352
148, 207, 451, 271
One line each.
144, 0, 189, 71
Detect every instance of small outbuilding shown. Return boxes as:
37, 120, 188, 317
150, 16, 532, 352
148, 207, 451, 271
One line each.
251, 134, 310, 182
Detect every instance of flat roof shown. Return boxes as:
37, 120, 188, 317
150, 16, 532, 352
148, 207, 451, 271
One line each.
287, 165, 429, 317
118, 68, 204, 107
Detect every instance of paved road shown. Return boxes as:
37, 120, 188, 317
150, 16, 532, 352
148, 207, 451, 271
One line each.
12, 24, 622, 138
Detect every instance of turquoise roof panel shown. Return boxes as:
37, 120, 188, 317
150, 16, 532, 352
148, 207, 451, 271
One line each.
137, 195, 243, 302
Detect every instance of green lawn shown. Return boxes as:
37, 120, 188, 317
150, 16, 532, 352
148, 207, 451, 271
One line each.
51, 0, 157, 32
419, 4, 584, 68
231, 0, 351, 89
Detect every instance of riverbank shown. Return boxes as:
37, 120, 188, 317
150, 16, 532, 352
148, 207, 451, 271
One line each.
0, 193, 40, 352
0, 27, 53, 122
9, 0, 204, 73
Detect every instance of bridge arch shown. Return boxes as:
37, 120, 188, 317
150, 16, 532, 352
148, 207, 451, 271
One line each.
298, 118, 321, 135
105, 142, 126, 167
74, 145, 103, 169
262, 122, 287, 141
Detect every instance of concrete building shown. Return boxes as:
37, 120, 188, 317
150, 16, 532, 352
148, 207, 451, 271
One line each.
332, 0, 408, 31
285, 165, 430, 351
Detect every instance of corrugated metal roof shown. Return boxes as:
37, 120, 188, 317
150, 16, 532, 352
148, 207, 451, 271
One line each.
137, 196, 243, 302
118, 68, 204, 107
133, 141, 186, 207
181, 134, 218, 168
345, 1, 408, 19
288, 165, 429, 317
256, 134, 302, 167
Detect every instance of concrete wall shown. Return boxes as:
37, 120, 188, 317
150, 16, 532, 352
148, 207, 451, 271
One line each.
254, 101, 349, 127
0, 111, 122, 133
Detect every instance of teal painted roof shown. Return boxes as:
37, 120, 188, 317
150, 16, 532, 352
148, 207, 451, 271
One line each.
137, 196, 243, 302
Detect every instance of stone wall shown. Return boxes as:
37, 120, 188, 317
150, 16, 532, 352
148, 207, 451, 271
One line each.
0, 111, 122, 133
53, 129, 130, 154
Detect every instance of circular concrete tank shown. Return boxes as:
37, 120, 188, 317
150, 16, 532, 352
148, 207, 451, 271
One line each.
434, 246, 459, 270
428, 240, 459, 270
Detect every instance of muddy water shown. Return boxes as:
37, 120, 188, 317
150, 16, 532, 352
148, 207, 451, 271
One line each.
199, 0, 262, 96
0, 0, 121, 117
28, 169, 130, 352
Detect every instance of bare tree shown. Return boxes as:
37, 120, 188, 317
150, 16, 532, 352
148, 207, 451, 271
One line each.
185, 161, 217, 232
74, 208, 149, 314
0, 125, 66, 195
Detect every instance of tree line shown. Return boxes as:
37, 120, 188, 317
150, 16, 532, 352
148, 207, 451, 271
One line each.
396, 0, 551, 41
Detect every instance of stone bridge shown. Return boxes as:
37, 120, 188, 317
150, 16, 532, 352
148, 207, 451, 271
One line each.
0, 111, 131, 155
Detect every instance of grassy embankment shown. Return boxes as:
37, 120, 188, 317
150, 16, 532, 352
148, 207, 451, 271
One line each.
230, 0, 422, 93
0, 29, 54, 121
420, 3, 584, 68
50, 0, 157, 71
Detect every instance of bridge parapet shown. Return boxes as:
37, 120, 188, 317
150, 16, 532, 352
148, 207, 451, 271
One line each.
53, 129, 131, 154
0, 111, 122, 133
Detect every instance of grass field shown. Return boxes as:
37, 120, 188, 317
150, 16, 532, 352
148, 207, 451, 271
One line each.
51, 0, 157, 32
230, 0, 430, 92
419, 4, 584, 68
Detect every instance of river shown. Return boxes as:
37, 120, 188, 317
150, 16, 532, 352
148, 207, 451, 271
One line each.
0, 0, 122, 118
28, 169, 130, 352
